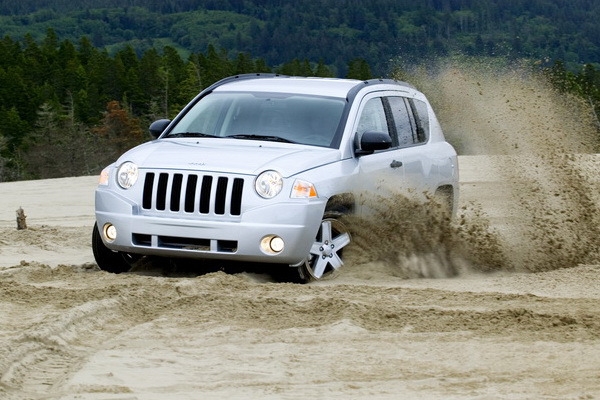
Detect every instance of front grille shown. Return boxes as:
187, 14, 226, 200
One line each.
142, 172, 244, 216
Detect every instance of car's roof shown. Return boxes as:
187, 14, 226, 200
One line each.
210, 74, 414, 99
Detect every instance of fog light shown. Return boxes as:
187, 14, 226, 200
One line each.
260, 235, 285, 255
270, 236, 284, 252
103, 224, 117, 242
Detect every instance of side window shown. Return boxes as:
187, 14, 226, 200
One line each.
357, 97, 389, 137
408, 98, 429, 143
387, 96, 416, 147
355, 95, 429, 150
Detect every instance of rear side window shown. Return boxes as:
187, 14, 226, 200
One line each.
387, 97, 416, 146
388, 96, 429, 147
408, 98, 429, 143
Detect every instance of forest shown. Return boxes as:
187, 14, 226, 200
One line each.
0, 29, 372, 181
1, 0, 600, 74
0, 0, 600, 181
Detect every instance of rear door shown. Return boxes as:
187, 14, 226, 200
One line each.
386, 96, 430, 196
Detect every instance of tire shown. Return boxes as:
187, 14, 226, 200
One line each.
287, 212, 351, 284
92, 222, 138, 273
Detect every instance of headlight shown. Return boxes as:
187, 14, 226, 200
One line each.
255, 170, 283, 198
117, 162, 139, 189
291, 179, 318, 198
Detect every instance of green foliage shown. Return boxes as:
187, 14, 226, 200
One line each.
1, 1, 600, 181
275, 59, 334, 77
1, 1, 600, 76
346, 59, 372, 80
25, 102, 95, 179
0, 29, 276, 181
545, 61, 600, 129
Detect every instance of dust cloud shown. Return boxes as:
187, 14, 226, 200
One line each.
341, 194, 507, 279
343, 59, 600, 278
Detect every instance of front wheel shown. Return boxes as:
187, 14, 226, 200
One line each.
290, 214, 351, 283
92, 222, 140, 273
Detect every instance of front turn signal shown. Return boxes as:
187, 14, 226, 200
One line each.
291, 179, 318, 198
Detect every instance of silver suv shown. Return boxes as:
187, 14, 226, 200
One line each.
92, 74, 458, 282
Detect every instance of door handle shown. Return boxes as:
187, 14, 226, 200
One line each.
390, 160, 403, 169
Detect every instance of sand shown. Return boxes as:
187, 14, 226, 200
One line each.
1, 63, 600, 399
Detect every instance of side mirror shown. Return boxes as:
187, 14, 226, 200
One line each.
149, 119, 171, 139
355, 131, 392, 155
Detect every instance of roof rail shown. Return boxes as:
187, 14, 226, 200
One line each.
204, 73, 290, 92
345, 78, 415, 103
363, 78, 415, 89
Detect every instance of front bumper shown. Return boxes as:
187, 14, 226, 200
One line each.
95, 188, 326, 265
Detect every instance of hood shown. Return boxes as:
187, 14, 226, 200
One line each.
117, 138, 342, 178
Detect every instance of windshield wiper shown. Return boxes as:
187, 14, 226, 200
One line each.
167, 132, 220, 138
226, 134, 296, 143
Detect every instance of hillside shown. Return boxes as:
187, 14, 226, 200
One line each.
0, 0, 599, 75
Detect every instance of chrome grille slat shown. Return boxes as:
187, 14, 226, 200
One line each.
142, 172, 244, 216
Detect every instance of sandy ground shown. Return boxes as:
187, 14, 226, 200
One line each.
2, 65, 600, 399
1, 154, 600, 400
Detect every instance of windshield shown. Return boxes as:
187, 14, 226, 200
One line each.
166, 92, 346, 147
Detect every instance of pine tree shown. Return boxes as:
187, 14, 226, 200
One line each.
93, 100, 145, 157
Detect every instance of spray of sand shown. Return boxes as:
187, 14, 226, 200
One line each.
343, 58, 600, 278
341, 193, 507, 279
